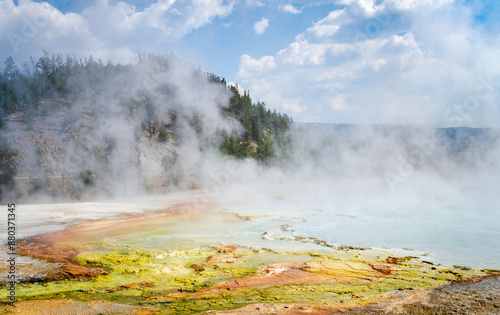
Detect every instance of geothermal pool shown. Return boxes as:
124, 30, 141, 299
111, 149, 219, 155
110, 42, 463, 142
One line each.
1, 185, 498, 314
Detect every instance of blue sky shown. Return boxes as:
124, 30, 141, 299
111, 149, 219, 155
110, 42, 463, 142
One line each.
1, 0, 500, 126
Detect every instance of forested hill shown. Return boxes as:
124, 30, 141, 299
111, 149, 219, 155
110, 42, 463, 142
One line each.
212, 76, 292, 161
0, 53, 292, 200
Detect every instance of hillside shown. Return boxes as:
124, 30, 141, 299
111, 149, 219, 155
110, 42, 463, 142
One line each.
0, 53, 292, 201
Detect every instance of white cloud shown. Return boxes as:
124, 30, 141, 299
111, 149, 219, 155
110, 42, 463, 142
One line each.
0, 0, 108, 62
334, 0, 384, 17
238, 0, 500, 126
304, 9, 347, 40
246, 0, 265, 7
253, 17, 269, 35
277, 41, 337, 66
238, 54, 276, 77
279, 4, 302, 14
0, 0, 234, 63
82, 0, 234, 46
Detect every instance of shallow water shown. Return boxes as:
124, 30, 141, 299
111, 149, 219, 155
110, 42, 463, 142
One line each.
2, 183, 499, 269
218, 185, 500, 269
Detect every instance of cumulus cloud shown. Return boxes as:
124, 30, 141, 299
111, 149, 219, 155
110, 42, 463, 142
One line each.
0, 0, 234, 63
279, 4, 302, 14
238, 54, 276, 77
238, 0, 500, 126
253, 17, 269, 35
